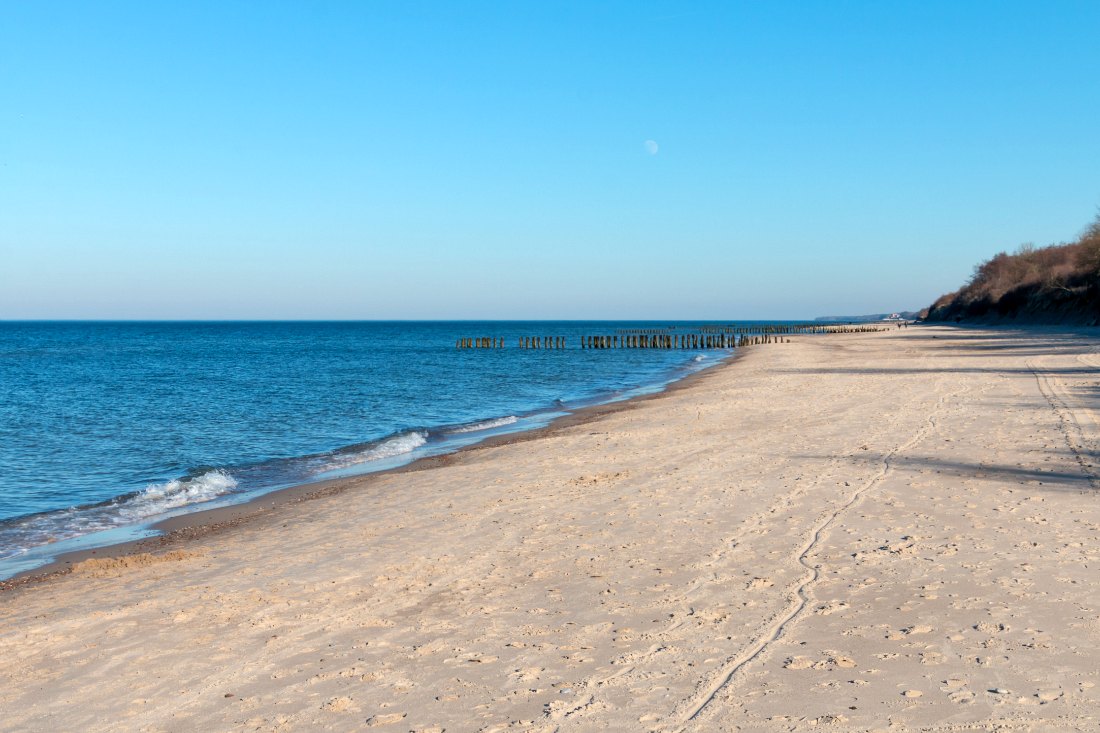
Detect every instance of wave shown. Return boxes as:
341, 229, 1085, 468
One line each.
0, 432, 435, 559
0, 470, 239, 560
448, 416, 518, 433
117, 470, 238, 522
317, 431, 428, 471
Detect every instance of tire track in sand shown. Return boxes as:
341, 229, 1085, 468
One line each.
1028, 356, 1099, 490
663, 382, 969, 731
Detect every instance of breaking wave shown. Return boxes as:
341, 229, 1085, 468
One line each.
117, 470, 238, 522
449, 416, 519, 433
317, 431, 428, 472
0, 470, 239, 560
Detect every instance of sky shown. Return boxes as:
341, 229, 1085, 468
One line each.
2, 1, 1099, 320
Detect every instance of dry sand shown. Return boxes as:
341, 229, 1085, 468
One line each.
2, 325, 1099, 732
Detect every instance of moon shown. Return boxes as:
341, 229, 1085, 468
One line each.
644, 139, 659, 155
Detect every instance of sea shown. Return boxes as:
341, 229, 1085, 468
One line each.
0, 321, 750, 579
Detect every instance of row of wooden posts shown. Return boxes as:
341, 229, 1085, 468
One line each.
453, 322, 893, 349
698, 324, 888, 334
456, 333, 795, 349
579, 334, 746, 349
455, 337, 507, 349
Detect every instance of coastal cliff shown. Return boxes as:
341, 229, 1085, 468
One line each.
926, 213, 1100, 325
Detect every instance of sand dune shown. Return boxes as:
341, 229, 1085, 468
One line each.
2, 326, 1099, 732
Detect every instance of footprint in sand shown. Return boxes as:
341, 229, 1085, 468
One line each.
465, 655, 499, 664
783, 656, 814, 670
901, 624, 933, 635
366, 712, 407, 726
509, 667, 544, 682
321, 697, 357, 713
814, 601, 849, 615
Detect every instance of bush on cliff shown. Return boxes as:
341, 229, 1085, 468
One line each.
926, 212, 1100, 325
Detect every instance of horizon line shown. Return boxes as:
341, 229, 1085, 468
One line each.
0, 316, 908, 324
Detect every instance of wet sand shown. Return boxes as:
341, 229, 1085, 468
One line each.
2, 325, 1099, 732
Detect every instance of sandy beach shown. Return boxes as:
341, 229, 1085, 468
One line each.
2, 325, 1099, 732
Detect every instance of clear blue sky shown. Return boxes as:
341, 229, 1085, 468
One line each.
2, 1, 1098, 319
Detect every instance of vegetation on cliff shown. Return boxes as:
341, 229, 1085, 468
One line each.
926, 213, 1100, 324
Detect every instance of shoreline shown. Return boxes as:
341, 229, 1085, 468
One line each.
0, 349, 742, 592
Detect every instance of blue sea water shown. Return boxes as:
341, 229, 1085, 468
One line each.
0, 321, 742, 578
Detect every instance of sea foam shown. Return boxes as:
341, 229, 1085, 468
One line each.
320, 431, 428, 471
449, 416, 519, 433
118, 470, 239, 522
